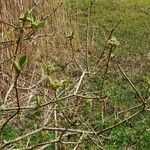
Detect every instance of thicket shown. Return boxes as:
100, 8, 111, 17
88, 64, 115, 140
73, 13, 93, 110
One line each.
0, 0, 150, 149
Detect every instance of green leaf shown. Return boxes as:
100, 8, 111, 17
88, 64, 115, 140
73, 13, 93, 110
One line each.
47, 77, 63, 90
25, 11, 37, 22
18, 55, 27, 69
13, 61, 21, 73
146, 77, 150, 85
32, 21, 45, 29
42, 61, 59, 74
13, 55, 27, 73
42, 61, 48, 68
30, 11, 37, 22
19, 11, 29, 21
36, 21, 45, 28
24, 11, 29, 18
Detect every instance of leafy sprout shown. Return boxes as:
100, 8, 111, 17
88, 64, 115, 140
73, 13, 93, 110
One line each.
19, 10, 44, 29
107, 36, 119, 47
13, 55, 27, 74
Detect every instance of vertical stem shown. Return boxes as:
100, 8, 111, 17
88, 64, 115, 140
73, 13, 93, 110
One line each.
54, 92, 58, 150
100, 45, 113, 97
0, 0, 4, 87
0, 0, 2, 42
54, 106, 58, 150
14, 73, 20, 109
0, 73, 20, 133
70, 38, 74, 58
100, 45, 113, 125
14, 21, 25, 57
85, 7, 90, 73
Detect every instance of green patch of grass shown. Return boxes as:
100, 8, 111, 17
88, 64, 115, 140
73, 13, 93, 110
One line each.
70, 0, 150, 56
29, 131, 54, 147
106, 80, 136, 106
110, 127, 132, 143
140, 130, 150, 149
2, 124, 19, 140
107, 124, 150, 150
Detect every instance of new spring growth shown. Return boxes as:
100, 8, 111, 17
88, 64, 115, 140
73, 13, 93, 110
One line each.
107, 36, 119, 47
78, 131, 89, 143
43, 61, 59, 74
13, 55, 27, 74
47, 77, 67, 90
66, 30, 74, 41
19, 10, 44, 29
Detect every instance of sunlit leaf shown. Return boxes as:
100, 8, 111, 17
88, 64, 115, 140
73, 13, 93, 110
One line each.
13, 61, 21, 73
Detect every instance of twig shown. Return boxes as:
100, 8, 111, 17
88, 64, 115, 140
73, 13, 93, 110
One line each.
74, 71, 86, 95
115, 60, 146, 105
94, 103, 144, 130
43, 2, 63, 21
0, 19, 17, 29
96, 20, 122, 65
0, 127, 44, 149
85, 6, 91, 73
0, 73, 20, 133
99, 44, 114, 125
118, 103, 143, 115
88, 136, 104, 150
4, 83, 14, 104
11, 133, 76, 150
97, 109, 144, 135
73, 134, 84, 150
55, 92, 72, 124
0, 93, 101, 112
54, 103, 58, 150
0, 126, 95, 149
58, 120, 77, 142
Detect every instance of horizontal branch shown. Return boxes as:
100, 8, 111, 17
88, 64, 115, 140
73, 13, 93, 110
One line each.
97, 109, 144, 135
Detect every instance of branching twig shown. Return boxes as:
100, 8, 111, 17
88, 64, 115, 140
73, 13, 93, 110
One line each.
97, 109, 144, 135
74, 71, 86, 95
0, 73, 20, 133
115, 60, 146, 105
0, 19, 17, 29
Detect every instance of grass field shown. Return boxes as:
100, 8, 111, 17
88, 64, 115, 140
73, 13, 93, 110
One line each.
0, 0, 150, 149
